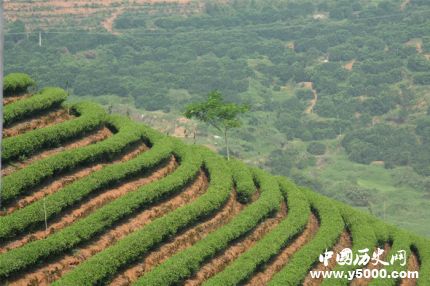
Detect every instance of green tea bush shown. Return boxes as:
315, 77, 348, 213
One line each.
3, 73, 36, 95
306, 142, 326, 156
415, 236, 430, 286
268, 189, 344, 285
4, 87, 67, 126
0, 139, 200, 278
228, 159, 256, 203
135, 168, 282, 286
53, 147, 232, 286
0, 135, 174, 239
321, 204, 379, 286
204, 177, 310, 286
2, 102, 107, 162
1, 115, 155, 203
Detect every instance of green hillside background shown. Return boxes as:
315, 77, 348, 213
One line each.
1, 73, 429, 285
4, 0, 430, 237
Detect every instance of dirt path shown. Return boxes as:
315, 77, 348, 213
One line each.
5, 0, 198, 24
3, 108, 74, 138
110, 190, 244, 285
303, 82, 318, 114
399, 251, 420, 286
405, 38, 423, 54
344, 59, 356, 71
1, 127, 112, 176
184, 201, 287, 286
5, 169, 206, 286
246, 213, 319, 285
350, 243, 391, 286
3, 93, 32, 105
101, 8, 124, 35
1, 143, 148, 216
0, 157, 176, 253
401, 0, 410, 11
302, 231, 352, 285
5, 0, 192, 11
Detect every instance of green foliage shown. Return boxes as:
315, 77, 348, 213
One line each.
369, 230, 411, 286
0, 136, 173, 240
0, 92, 429, 283
228, 159, 256, 203
306, 142, 326, 156
4, 87, 68, 126
2, 0, 430, 280
184, 91, 248, 132
342, 124, 418, 167
5, 1, 430, 210
54, 148, 232, 285
1, 115, 157, 203
204, 177, 309, 285
416, 117, 430, 143
268, 146, 317, 177
415, 236, 430, 286
321, 205, 379, 285
135, 168, 282, 286
413, 72, 430, 85
3, 73, 35, 95
269, 189, 344, 285
184, 90, 248, 159
407, 54, 430, 72
335, 181, 372, 207
0, 140, 200, 278
2, 102, 107, 163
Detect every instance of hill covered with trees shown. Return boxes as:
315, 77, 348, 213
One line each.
1, 73, 430, 286
4, 0, 430, 236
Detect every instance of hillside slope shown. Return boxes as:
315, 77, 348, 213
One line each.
0, 74, 429, 286
5, 0, 430, 236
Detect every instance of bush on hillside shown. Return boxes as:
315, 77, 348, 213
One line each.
306, 142, 326, 155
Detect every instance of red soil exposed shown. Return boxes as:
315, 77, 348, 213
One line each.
5, 169, 206, 286
344, 59, 356, 71
0, 157, 176, 254
350, 243, 391, 286
1, 143, 148, 216
3, 108, 74, 138
3, 93, 32, 105
4, 0, 202, 30
110, 190, 244, 285
302, 82, 318, 114
401, 0, 411, 11
246, 213, 320, 286
399, 251, 420, 286
1, 126, 112, 176
303, 231, 352, 285
5, 0, 192, 11
184, 201, 287, 286
101, 8, 124, 34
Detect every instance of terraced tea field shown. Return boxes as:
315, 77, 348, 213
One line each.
4, 0, 203, 32
0, 73, 429, 285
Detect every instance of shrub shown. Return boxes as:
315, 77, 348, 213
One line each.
269, 189, 344, 285
0, 139, 200, 278
1, 115, 155, 203
4, 87, 68, 126
3, 73, 36, 95
53, 147, 232, 285
135, 168, 282, 286
306, 142, 326, 155
2, 102, 107, 163
204, 177, 309, 285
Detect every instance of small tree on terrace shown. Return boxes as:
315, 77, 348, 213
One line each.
184, 91, 248, 160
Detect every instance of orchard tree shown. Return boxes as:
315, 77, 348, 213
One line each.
184, 91, 248, 160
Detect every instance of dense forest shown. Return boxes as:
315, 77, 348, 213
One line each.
4, 0, 430, 236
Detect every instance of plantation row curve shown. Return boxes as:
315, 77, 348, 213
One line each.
0, 73, 429, 286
